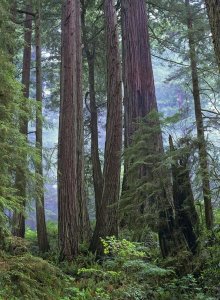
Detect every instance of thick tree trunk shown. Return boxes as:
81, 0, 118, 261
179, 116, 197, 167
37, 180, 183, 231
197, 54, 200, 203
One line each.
186, 0, 213, 229
90, 0, 122, 254
121, 0, 163, 205
12, 6, 32, 238
81, 3, 103, 241
121, 0, 181, 258
205, 0, 220, 72
35, 1, 50, 252
58, 0, 84, 260
121, 0, 159, 147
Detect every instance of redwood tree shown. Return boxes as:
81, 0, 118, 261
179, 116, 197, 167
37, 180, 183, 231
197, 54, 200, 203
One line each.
121, 0, 180, 257
90, 0, 122, 253
58, 0, 85, 260
121, 0, 163, 216
76, 1, 91, 243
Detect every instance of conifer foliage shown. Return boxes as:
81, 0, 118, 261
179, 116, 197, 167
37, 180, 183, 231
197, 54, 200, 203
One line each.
0, 0, 34, 247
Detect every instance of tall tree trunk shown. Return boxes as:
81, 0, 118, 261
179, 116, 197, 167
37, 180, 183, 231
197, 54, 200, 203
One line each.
121, 0, 162, 206
90, 0, 122, 254
186, 0, 214, 229
35, 1, 50, 252
121, 0, 181, 258
12, 6, 32, 238
121, 0, 160, 149
76, 1, 91, 244
58, 0, 84, 260
205, 0, 220, 72
81, 2, 103, 239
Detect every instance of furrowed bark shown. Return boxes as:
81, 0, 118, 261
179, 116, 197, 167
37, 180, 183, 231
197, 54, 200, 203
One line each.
121, 0, 182, 257
58, 0, 86, 260
90, 0, 122, 254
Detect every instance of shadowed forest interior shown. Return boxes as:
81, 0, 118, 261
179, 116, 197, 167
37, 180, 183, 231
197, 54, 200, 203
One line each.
0, 0, 220, 299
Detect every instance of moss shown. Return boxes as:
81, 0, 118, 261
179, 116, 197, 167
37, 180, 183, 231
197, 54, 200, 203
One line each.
0, 252, 74, 300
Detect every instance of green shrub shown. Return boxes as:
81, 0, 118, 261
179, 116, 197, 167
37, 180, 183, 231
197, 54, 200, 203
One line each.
0, 252, 74, 300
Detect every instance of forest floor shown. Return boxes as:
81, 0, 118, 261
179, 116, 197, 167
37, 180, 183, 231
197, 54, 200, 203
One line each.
0, 224, 219, 300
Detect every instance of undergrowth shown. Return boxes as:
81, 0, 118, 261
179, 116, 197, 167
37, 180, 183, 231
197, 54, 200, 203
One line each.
0, 223, 219, 300
0, 251, 74, 300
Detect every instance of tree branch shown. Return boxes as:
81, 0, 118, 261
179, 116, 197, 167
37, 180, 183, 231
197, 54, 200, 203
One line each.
16, 9, 36, 17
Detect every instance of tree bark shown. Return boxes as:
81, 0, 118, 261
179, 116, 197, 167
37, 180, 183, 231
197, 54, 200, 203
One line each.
90, 0, 122, 254
121, 0, 159, 147
35, 1, 50, 252
186, 0, 214, 229
12, 5, 32, 238
121, 0, 181, 258
205, 0, 220, 72
76, 0, 91, 244
121, 0, 163, 205
58, 0, 84, 260
81, 2, 103, 242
